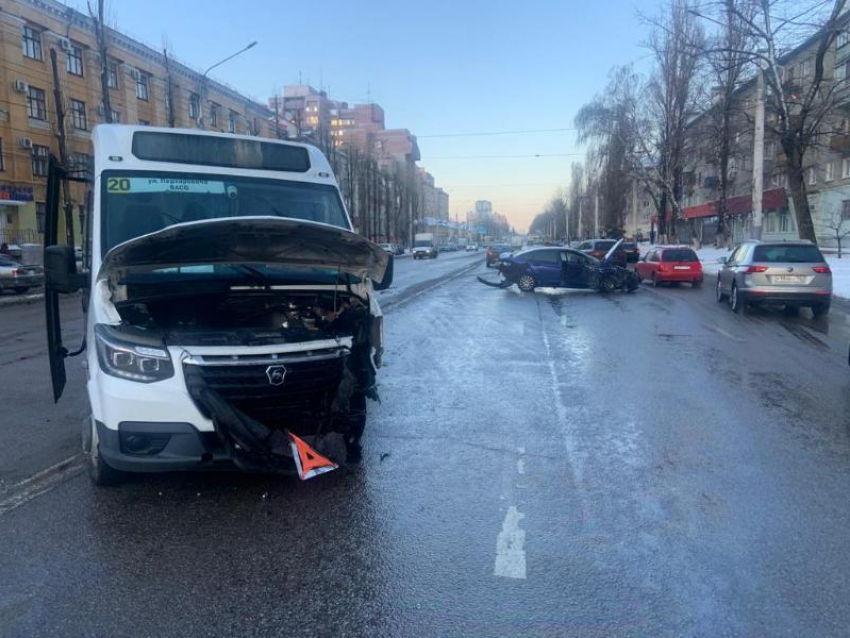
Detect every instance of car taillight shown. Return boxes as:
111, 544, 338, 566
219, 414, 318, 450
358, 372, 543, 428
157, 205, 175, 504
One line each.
11, 268, 23, 276
745, 265, 768, 273
812, 265, 831, 274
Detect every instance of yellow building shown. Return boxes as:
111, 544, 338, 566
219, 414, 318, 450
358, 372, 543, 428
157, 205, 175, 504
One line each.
0, 0, 274, 249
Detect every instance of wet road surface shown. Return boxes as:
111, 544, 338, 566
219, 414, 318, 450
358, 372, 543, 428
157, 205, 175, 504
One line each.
3, 261, 850, 636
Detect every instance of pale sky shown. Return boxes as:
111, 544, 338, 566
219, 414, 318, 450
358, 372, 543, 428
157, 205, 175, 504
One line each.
71, 0, 661, 232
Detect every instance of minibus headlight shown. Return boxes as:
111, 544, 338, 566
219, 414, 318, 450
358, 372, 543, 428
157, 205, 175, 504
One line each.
95, 325, 174, 383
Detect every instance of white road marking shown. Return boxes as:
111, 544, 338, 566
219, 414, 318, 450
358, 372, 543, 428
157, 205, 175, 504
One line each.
516, 458, 525, 475
0, 455, 85, 517
707, 324, 743, 343
494, 506, 527, 579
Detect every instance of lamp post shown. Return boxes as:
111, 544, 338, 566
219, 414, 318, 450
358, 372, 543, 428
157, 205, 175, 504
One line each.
199, 41, 257, 129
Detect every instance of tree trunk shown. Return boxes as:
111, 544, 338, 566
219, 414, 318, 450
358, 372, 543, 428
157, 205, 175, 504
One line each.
787, 152, 815, 242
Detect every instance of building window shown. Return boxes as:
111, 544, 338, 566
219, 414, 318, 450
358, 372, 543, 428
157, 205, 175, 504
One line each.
801, 59, 813, 78
188, 94, 200, 120
826, 161, 836, 181
0, 138, 4, 171
839, 30, 850, 48
228, 110, 236, 133
842, 200, 850, 220
31, 145, 49, 177
107, 61, 118, 89
27, 86, 47, 120
138, 119, 150, 126
22, 26, 43, 61
209, 104, 218, 127
765, 213, 776, 233
66, 45, 84, 76
136, 72, 149, 101
69, 99, 87, 130
110, 110, 120, 123
35, 203, 45, 234
843, 158, 850, 179
69, 152, 92, 179
779, 214, 791, 233
836, 62, 848, 84
808, 167, 817, 186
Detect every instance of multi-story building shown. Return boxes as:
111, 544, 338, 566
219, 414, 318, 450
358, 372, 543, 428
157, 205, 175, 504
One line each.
681, 15, 850, 248
0, 0, 274, 249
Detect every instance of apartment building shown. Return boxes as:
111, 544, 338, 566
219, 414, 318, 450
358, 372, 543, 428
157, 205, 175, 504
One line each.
0, 0, 273, 248
681, 15, 850, 248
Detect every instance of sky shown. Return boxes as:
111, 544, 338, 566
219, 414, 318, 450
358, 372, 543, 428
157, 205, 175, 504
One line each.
71, 0, 662, 233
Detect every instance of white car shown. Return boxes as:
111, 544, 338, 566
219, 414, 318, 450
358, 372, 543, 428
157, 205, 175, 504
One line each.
466, 244, 478, 252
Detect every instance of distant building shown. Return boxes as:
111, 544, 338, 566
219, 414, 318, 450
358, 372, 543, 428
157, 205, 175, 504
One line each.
0, 0, 273, 248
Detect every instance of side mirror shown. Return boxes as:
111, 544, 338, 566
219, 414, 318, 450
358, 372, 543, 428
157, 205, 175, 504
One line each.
44, 245, 87, 293
373, 253, 394, 291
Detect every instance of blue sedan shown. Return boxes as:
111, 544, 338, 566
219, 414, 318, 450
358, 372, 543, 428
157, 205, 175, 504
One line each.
488, 246, 638, 294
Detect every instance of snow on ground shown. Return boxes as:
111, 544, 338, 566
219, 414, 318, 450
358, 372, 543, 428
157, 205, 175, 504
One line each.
638, 242, 850, 299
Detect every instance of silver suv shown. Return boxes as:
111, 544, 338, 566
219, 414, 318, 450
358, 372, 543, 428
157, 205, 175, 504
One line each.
716, 240, 832, 316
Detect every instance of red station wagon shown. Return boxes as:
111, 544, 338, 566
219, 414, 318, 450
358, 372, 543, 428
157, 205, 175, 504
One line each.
636, 246, 703, 287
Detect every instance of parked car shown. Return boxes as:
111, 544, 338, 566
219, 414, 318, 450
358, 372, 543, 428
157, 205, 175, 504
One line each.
716, 240, 832, 316
620, 242, 640, 263
636, 246, 703, 287
485, 244, 511, 267
577, 239, 628, 266
466, 243, 479, 252
379, 243, 404, 256
0, 257, 44, 294
444, 243, 459, 252
486, 243, 639, 293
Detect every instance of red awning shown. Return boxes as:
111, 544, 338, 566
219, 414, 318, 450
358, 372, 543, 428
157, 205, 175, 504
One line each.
683, 188, 788, 219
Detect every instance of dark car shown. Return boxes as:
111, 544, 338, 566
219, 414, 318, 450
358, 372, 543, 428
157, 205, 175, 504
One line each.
577, 239, 628, 266
485, 244, 511, 267
493, 245, 638, 293
620, 242, 640, 263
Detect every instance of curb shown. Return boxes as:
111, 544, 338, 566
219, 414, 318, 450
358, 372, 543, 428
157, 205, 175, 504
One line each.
0, 291, 44, 308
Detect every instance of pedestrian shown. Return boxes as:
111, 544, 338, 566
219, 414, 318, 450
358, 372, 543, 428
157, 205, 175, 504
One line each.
649, 229, 656, 245
0, 243, 9, 256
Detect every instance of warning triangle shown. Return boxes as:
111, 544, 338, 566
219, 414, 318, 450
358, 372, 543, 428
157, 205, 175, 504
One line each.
288, 431, 339, 480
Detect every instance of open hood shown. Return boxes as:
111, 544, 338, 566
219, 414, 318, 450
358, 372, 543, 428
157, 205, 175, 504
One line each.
98, 217, 389, 281
602, 238, 624, 264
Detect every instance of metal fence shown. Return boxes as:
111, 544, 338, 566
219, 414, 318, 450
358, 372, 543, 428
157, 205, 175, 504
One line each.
0, 229, 40, 246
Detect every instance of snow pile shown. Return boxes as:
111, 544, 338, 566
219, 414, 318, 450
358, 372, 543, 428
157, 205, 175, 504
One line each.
826, 255, 850, 300
695, 246, 733, 275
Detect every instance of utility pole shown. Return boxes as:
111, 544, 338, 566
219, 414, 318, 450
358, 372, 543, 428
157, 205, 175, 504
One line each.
594, 191, 599, 238
751, 64, 765, 241
578, 198, 583, 240
565, 197, 570, 244
49, 48, 74, 247
632, 180, 638, 240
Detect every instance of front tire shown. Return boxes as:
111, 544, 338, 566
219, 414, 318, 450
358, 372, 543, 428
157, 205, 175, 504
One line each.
517, 274, 536, 292
715, 278, 727, 302
730, 283, 744, 313
599, 276, 618, 294
85, 420, 124, 487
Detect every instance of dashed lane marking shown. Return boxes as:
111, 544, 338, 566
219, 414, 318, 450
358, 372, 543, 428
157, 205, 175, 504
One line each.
494, 505, 527, 579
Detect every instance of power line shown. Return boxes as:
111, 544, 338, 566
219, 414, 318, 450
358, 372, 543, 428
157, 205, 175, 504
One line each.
417, 127, 577, 138
426, 152, 582, 159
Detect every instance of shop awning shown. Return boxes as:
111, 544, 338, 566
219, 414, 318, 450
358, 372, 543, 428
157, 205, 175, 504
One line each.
683, 188, 787, 219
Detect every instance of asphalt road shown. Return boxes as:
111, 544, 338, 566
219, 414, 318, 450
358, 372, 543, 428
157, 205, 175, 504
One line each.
3, 257, 850, 637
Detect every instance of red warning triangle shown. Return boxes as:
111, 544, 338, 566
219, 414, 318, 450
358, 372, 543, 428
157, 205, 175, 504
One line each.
288, 431, 338, 480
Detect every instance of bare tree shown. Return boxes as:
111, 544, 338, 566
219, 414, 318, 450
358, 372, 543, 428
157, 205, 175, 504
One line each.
823, 206, 850, 256
710, 0, 849, 242
642, 0, 706, 243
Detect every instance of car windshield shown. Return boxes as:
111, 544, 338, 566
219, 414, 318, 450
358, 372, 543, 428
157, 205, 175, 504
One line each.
753, 245, 824, 263
596, 241, 616, 250
101, 171, 349, 254
662, 249, 698, 262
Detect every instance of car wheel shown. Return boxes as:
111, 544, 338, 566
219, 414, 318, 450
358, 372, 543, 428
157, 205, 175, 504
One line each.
517, 274, 536, 292
812, 303, 830, 318
599, 276, 618, 294
730, 283, 744, 313
715, 278, 727, 302
13, 287, 29, 294
85, 419, 124, 487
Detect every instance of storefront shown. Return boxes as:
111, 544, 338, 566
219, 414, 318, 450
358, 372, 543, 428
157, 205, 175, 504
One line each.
0, 184, 37, 247
682, 188, 793, 244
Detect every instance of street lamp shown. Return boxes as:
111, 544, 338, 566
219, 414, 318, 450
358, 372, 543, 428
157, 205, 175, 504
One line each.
199, 41, 258, 128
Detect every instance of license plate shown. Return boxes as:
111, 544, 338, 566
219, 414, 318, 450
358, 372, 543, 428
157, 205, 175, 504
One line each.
673, 266, 690, 270
771, 275, 804, 284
